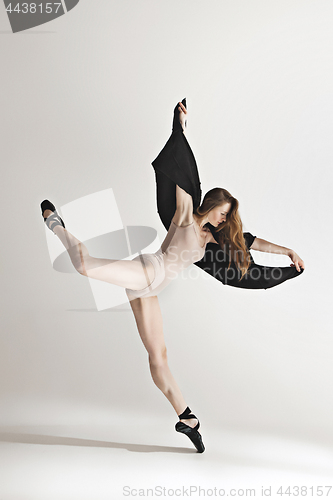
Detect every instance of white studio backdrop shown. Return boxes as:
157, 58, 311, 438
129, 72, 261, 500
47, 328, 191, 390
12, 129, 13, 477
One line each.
0, 0, 332, 492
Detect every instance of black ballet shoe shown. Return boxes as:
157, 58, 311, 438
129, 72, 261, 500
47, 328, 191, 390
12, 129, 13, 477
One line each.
40, 199, 65, 234
175, 406, 205, 453
172, 97, 187, 133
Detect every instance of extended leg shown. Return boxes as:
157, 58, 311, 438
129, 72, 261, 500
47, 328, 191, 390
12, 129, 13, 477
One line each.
127, 294, 198, 429
42, 208, 155, 290
54, 225, 155, 290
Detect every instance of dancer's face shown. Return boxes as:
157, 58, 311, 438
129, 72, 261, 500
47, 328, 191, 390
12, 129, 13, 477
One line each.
208, 202, 231, 227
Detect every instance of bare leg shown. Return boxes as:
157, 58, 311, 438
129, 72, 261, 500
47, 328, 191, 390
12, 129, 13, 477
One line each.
43, 209, 155, 290
43, 209, 197, 428
127, 294, 198, 429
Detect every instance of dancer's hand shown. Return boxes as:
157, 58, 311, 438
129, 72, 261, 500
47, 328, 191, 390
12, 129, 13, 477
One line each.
178, 101, 187, 132
287, 250, 305, 272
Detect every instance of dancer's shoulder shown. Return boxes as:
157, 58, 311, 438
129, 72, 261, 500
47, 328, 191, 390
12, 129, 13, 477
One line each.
205, 230, 219, 244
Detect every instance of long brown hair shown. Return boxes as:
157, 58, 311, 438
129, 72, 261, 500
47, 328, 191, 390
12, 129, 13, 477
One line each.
194, 188, 251, 279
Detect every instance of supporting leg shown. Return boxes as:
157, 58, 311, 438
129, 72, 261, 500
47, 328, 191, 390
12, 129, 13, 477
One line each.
127, 294, 198, 429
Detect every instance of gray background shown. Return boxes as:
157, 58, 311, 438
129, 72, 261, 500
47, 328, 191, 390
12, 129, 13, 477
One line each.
0, 0, 332, 497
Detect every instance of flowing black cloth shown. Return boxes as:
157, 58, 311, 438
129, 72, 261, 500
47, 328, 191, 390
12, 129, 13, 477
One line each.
152, 98, 304, 289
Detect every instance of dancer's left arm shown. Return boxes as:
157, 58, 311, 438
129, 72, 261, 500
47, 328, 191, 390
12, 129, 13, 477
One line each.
250, 238, 305, 272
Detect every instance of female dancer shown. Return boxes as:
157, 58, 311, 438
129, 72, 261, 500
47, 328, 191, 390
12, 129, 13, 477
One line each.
40, 100, 304, 454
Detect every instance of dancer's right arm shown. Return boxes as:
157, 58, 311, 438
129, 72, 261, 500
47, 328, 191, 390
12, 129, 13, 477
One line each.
178, 102, 187, 134
173, 185, 194, 226
176, 184, 193, 210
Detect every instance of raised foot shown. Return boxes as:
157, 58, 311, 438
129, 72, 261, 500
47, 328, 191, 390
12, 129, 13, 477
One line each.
40, 199, 66, 233
43, 209, 54, 219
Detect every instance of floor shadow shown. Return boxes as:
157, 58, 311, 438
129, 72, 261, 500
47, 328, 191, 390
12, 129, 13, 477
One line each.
0, 432, 196, 454
66, 309, 131, 313
0, 431, 332, 474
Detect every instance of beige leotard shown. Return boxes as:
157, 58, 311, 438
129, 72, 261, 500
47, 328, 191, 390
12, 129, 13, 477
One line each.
125, 220, 207, 300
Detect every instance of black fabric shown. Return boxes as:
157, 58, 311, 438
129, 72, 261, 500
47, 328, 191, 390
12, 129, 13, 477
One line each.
153, 98, 202, 217
243, 232, 256, 251
152, 99, 304, 290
